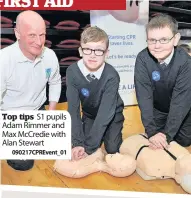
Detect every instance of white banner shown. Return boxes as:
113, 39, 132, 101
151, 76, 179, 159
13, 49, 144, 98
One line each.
90, 0, 149, 105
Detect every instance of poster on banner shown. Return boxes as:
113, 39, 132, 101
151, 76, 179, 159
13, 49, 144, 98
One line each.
90, 0, 149, 105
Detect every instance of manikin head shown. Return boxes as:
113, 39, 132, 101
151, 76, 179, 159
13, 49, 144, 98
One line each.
14, 10, 46, 61
146, 14, 180, 63
175, 154, 191, 194
79, 26, 109, 72
105, 152, 136, 177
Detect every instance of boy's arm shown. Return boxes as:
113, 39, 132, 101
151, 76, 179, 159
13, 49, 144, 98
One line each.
84, 75, 121, 154
164, 60, 191, 143
134, 53, 157, 138
66, 68, 85, 148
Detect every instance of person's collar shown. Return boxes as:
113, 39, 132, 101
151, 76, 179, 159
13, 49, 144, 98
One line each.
78, 59, 105, 79
15, 41, 45, 63
160, 48, 174, 65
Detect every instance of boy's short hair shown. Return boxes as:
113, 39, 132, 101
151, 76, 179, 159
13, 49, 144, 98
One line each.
179, 44, 191, 53
80, 26, 109, 49
146, 14, 178, 35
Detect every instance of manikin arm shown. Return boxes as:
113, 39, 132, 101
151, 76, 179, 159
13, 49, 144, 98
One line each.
54, 149, 136, 178
54, 148, 104, 178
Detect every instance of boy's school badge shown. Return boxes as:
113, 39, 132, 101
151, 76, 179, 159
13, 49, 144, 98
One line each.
81, 88, 89, 97
45, 68, 51, 79
152, 71, 160, 81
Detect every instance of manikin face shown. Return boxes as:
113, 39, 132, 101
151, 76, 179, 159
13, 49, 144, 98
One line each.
175, 154, 191, 184
105, 152, 136, 174
79, 40, 109, 72
147, 26, 180, 62
105, 153, 126, 169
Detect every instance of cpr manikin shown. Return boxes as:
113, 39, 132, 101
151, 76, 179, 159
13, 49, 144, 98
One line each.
120, 134, 191, 194
54, 149, 136, 178
53, 134, 191, 194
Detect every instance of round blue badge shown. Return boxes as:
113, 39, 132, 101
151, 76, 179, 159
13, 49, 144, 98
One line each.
152, 71, 160, 81
81, 88, 90, 97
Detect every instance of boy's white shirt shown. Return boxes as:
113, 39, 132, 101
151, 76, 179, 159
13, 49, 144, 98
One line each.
77, 59, 105, 80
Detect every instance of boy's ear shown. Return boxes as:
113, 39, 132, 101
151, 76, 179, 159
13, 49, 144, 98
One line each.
174, 33, 181, 46
78, 47, 83, 57
105, 49, 109, 58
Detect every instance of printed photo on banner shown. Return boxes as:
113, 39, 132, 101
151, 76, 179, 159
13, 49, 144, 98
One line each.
90, 0, 149, 105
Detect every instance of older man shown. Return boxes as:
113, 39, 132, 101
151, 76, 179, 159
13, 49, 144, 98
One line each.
0, 11, 61, 170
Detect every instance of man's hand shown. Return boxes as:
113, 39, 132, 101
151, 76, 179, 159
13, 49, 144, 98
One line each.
71, 146, 88, 161
149, 132, 169, 150
48, 101, 57, 110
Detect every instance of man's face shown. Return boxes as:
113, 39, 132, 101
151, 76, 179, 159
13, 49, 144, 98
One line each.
147, 26, 180, 62
79, 40, 109, 71
16, 22, 46, 60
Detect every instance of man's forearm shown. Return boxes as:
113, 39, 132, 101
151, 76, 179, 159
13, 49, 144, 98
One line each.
49, 83, 61, 103
48, 101, 57, 110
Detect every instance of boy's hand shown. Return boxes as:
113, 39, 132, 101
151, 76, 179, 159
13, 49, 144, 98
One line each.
71, 146, 88, 161
149, 132, 169, 150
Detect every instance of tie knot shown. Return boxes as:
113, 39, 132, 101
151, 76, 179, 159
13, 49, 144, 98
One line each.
86, 74, 96, 82
160, 62, 167, 70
